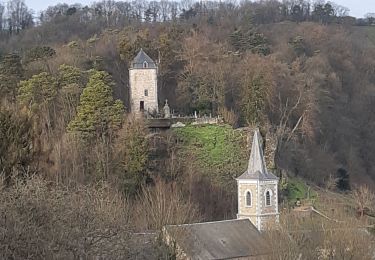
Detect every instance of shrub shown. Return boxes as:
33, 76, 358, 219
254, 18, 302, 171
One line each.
0, 176, 131, 259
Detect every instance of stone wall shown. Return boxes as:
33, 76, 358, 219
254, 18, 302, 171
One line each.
129, 68, 158, 114
238, 183, 258, 217
259, 182, 278, 215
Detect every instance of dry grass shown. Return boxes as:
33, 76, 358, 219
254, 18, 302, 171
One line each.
0, 175, 131, 259
266, 197, 375, 260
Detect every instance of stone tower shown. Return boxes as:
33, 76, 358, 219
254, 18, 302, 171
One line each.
129, 49, 158, 115
237, 129, 279, 231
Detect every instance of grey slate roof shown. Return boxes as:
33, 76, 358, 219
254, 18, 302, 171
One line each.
164, 219, 270, 259
131, 49, 157, 69
237, 129, 278, 181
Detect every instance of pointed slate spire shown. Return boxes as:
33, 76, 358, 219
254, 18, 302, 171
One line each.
247, 128, 267, 175
237, 128, 278, 180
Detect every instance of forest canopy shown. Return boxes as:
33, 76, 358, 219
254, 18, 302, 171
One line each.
0, 0, 375, 257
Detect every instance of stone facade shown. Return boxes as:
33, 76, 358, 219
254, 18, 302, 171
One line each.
258, 181, 279, 230
237, 181, 258, 226
237, 179, 279, 230
129, 50, 158, 115
259, 182, 278, 214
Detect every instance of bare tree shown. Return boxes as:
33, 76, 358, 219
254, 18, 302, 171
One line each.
0, 176, 131, 259
352, 185, 375, 218
134, 179, 201, 230
6, 0, 33, 34
0, 3, 5, 31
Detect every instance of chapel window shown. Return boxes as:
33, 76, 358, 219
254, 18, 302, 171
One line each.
265, 190, 271, 206
246, 191, 252, 207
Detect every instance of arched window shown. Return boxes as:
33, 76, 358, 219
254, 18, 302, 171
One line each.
143, 61, 148, 68
246, 191, 252, 207
265, 190, 271, 206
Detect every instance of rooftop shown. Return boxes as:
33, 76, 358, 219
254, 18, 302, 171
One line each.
163, 219, 271, 259
131, 49, 157, 69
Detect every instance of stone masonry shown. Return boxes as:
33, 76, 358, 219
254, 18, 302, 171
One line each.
129, 49, 158, 115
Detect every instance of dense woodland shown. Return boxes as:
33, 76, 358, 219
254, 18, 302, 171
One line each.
1, 0, 375, 258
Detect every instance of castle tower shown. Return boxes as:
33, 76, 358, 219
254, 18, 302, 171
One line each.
237, 129, 279, 231
129, 49, 158, 115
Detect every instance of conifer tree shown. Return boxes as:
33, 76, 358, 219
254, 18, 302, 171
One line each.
58, 64, 84, 123
18, 72, 58, 132
229, 28, 270, 55
0, 109, 33, 185
117, 118, 149, 196
68, 70, 124, 138
241, 74, 267, 125
18, 72, 58, 114
0, 53, 24, 102
25, 46, 56, 62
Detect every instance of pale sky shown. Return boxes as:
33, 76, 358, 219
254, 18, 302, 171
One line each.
25, 0, 374, 18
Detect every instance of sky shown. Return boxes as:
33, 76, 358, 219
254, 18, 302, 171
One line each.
25, 0, 374, 18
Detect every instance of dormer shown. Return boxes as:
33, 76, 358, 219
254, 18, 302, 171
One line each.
130, 49, 157, 69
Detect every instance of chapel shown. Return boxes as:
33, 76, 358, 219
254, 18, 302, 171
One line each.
236, 128, 279, 231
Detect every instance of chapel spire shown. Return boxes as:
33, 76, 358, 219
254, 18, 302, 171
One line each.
236, 128, 279, 231
237, 128, 278, 180
247, 128, 267, 175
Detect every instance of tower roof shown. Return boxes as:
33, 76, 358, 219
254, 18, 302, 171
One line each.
130, 49, 157, 69
237, 129, 278, 181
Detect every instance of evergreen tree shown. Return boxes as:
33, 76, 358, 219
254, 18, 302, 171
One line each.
18, 72, 58, 132
241, 74, 267, 125
229, 28, 270, 55
117, 119, 149, 196
0, 53, 24, 102
25, 46, 56, 63
58, 64, 83, 87
0, 109, 33, 185
68, 70, 124, 138
18, 72, 58, 114
57, 64, 84, 123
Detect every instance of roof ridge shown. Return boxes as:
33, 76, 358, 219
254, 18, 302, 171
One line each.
131, 49, 157, 69
164, 218, 250, 227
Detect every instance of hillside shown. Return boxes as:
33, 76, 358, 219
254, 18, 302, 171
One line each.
1, 0, 375, 258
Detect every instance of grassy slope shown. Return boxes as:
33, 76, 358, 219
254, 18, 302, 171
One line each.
173, 124, 248, 185
173, 124, 318, 201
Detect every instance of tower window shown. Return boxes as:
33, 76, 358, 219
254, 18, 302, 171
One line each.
144, 89, 148, 96
246, 191, 252, 207
140, 101, 144, 111
265, 190, 271, 206
143, 61, 148, 68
